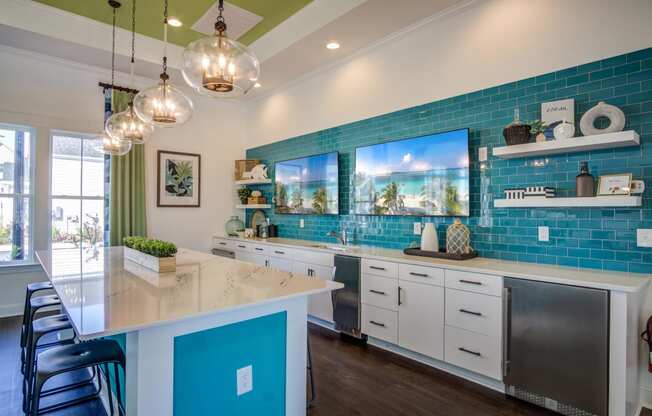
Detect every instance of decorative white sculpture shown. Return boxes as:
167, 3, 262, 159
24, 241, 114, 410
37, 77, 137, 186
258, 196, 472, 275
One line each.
420, 223, 438, 252
242, 164, 268, 180
251, 190, 262, 197
580, 101, 626, 136
553, 120, 575, 139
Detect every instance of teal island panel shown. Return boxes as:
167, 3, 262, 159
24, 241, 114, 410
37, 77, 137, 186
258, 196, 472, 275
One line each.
173, 312, 287, 416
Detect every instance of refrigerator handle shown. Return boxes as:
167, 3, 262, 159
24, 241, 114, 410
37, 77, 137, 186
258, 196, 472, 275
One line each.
502, 286, 512, 379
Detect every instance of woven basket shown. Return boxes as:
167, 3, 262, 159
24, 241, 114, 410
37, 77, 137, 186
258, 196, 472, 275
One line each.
503, 124, 531, 145
248, 196, 267, 205
235, 159, 260, 180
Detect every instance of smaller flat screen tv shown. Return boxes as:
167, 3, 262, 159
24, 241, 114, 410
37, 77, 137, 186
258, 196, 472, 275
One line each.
354, 128, 469, 216
275, 152, 339, 215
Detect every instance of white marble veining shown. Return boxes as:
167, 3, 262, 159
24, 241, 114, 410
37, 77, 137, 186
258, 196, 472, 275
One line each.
36, 247, 341, 339
216, 235, 651, 293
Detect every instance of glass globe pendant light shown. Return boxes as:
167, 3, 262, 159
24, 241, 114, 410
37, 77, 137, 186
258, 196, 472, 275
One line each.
181, 0, 260, 98
133, 0, 193, 126
105, 0, 154, 144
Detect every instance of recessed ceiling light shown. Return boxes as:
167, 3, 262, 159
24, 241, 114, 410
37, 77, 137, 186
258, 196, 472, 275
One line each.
168, 17, 183, 27
326, 41, 340, 50
254, 82, 262, 88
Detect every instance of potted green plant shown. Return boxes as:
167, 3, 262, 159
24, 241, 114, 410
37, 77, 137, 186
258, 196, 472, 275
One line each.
529, 120, 548, 143
123, 236, 178, 272
237, 188, 252, 204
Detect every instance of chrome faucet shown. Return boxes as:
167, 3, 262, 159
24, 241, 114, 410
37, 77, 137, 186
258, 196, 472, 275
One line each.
327, 230, 348, 245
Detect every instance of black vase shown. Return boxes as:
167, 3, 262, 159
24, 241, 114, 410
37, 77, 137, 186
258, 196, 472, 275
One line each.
576, 162, 595, 197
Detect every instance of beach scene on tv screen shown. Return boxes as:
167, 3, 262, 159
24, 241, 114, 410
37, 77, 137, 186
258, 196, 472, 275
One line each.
275, 152, 339, 215
354, 129, 469, 216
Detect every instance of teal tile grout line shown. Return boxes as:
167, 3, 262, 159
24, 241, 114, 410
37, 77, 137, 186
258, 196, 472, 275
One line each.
246, 47, 652, 274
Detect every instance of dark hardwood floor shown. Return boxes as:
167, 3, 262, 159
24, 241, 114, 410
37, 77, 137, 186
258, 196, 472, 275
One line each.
307, 324, 557, 416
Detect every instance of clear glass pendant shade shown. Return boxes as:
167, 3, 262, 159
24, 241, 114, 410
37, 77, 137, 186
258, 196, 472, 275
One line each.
133, 79, 193, 127
105, 103, 154, 144
95, 132, 132, 156
182, 34, 260, 98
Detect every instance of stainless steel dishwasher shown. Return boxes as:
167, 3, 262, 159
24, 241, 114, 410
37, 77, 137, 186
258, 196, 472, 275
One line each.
503, 277, 609, 416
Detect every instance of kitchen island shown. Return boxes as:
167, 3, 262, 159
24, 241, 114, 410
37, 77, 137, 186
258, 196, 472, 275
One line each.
36, 247, 342, 416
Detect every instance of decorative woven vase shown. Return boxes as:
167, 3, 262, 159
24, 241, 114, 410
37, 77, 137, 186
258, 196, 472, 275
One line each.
446, 218, 472, 255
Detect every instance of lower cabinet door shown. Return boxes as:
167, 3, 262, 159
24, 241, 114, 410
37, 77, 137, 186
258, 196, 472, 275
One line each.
293, 261, 334, 323
398, 280, 444, 360
268, 256, 293, 272
236, 251, 268, 267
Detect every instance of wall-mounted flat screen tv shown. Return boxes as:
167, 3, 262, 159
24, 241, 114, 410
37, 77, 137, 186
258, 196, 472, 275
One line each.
354, 128, 469, 216
275, 152, 339, 215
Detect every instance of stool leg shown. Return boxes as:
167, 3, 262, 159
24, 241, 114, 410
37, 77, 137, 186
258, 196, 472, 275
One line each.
30, 372, 49, 416
307, 337, 316, 405
103, 364, 115, 416
114, 363, 124, 416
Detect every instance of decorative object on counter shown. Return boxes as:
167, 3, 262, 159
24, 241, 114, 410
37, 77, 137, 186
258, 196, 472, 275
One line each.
235, 159, 261, 181
157, 150, 200, 207
250, 209, 267, 237
504, 188, 525, 200
420, 223, 438, 252
630, 180, 645, 194
403, 247, 477, 260
553, 119, 575, 140
580, 101, 626, 136
503, 108, 531, 145
225, 216, 245, 237
123, 236, 177, 272
241, 164, 268, 181
267, 224, 278, 238
248, 190, 267, 205
575, 161, 595, 197
446, 218, 472, 255
529, 120, 548, 143
542, 98, 574, 139
259, 224, 269, 239
244, 228, 255, 238
237, 188, 252, 204
524, 186, 556, 198
597, 173, 632, 196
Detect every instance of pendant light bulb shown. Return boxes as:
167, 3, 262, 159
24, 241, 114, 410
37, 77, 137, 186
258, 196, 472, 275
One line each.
96, 131, 132, 156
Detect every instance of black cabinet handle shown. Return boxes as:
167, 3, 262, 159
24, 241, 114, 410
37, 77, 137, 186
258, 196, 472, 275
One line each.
459, 309, 483, 317
237, 245, 246, 249
219, 242, 227, 246
398, 286, 403, 306
409, 272, 428, 277
369, 266, 386, 271
458, 347, 482, 357
369, 289, 386, 295
265, 260, 269, 267
459, 279, 482, 286
369, 320, 385, 328
274, 250, 285, 255
255, 247, 264, 251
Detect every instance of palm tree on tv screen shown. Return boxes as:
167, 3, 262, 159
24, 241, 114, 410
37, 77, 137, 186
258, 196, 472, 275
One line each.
290, 189, 303, 211
312, 187, 327, 214
445, 184, 463, 215
381, 182, 404, 214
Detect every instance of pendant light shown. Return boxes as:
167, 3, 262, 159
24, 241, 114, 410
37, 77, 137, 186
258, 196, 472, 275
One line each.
97, 0, 132, 156
105, 0, 154, 144
181, 0, 260, 98
133, 0, 193, 126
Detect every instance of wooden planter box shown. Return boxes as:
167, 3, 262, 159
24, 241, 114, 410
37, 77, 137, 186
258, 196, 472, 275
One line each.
123, 246, 176, 273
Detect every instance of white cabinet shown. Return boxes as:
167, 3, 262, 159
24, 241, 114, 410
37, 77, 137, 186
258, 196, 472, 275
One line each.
361, 304, 398, 343
398, 280, 444, 360
444, 326, 502, 380
362, 274, 398, 311
268, 256, 293, 272
236, 251, 268, 267
293, 261, 334, 322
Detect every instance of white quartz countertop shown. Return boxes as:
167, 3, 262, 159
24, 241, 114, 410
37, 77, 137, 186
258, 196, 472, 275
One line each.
36, 247, 342, 339
215, 235, 651, 293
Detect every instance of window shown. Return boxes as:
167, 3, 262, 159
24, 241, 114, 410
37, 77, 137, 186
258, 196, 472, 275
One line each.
50, 132, 107, 252
0, 123, 34, 264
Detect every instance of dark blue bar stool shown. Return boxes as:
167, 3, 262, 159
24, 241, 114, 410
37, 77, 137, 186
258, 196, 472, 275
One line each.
20, 282, 54, 352
307, 337, 316, 407
30, 339, 126, 416
21, 294, 61, 374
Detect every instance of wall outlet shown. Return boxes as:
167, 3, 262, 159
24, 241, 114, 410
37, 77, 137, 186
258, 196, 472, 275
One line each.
413, 222, 422, 235
538, 226, 549, 242
637, 229, 652, 247
478, 146, 488, 162
237, 365, 253, 396
299, 219, 304, 228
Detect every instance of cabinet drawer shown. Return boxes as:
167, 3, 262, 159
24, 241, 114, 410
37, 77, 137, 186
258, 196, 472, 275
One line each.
445, 270, 503, 297
268, 246, 295, 259
232, 241, 252, 252
362, 275, 398, 311
251, 244, 269, 255
362, 259, 398, 279
213, 238, 235, 250
444, 326, 502, 380
362, 304, 398, 344
445, 289, 502, 337
399, 263, 444, 286
294, 249, 333, 267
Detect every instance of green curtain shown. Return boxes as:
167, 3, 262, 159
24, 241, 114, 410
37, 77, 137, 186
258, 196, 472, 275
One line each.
109, 90, 147, 245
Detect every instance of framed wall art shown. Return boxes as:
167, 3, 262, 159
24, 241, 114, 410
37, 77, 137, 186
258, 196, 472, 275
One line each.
157, 150, 201, 207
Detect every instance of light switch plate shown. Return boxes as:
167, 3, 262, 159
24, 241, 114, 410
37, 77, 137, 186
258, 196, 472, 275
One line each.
637, 229, 652, 247
299, 219, 304, 228
478, 146, 488, 162
538, 226, 549, 242
237, 365, 253, 396
413, 223, 422, 235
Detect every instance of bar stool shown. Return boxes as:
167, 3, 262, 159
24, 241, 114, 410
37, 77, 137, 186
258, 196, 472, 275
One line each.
20, 282, 54, 352
307, 336, 316, 407
30, 339, 125, 416
21, 294, 61, 374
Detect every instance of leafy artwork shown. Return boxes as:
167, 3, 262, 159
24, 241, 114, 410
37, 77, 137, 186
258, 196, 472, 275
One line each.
165, 159, 194, 197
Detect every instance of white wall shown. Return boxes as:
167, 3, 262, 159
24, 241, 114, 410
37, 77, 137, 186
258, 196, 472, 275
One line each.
245, 0, 652, 147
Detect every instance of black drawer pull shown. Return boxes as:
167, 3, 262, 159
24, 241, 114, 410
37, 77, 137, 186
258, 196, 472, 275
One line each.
369, 266, 386, 271
409, 272, 428, 277
255, 248, 264, 251
274, 250, 285, 255
369, 289, 386, 295
237, 245, 246, 249
459, 309, 483, 317
459, 347, 482, 357
219, 242, 227, 245
459, 279, 482, 286
369, 320, 386, 328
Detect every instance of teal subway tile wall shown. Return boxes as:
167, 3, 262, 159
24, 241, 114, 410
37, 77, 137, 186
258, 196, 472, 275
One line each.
246, 48, 652, 273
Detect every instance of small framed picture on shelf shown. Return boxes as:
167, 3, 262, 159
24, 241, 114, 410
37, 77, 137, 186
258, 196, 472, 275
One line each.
597, 173, 632, 196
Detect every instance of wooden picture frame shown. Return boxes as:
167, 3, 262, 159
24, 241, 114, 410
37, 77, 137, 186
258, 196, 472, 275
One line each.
596, 173, 632, 196
157, 150, 201, 207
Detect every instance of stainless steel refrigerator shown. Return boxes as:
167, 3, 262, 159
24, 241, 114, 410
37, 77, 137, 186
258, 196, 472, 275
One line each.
503, 277, 609, 416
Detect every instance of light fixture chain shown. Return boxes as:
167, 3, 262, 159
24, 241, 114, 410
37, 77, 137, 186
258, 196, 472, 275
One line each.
129, 0, 136, 92
111, 4, 116, 88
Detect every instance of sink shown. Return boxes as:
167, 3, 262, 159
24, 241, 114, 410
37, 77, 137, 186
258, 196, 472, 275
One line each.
309, 244, 348, 252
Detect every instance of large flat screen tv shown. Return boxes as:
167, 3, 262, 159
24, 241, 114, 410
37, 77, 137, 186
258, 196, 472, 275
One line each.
354, 128, 469, 216
275, 152, 339, 215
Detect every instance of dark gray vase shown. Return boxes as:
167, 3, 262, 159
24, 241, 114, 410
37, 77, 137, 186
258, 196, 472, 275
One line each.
576, 162, 595, 197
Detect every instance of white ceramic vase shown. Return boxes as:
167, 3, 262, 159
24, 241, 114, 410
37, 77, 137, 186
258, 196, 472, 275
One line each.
421, 223, 439, 252
553, 120, 575, 139
579, 101, 625, 136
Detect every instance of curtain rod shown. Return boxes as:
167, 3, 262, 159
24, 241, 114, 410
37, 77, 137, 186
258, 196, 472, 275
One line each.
98, 82, 139, 95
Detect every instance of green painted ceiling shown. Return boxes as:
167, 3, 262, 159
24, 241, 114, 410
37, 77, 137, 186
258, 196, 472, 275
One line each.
32, 0, 313, 46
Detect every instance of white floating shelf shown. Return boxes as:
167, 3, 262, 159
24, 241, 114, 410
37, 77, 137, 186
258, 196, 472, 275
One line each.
492, 130, 639, 159
235, 204, 272, 209
235, 179, 272, 185
494, 196, 642, 208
